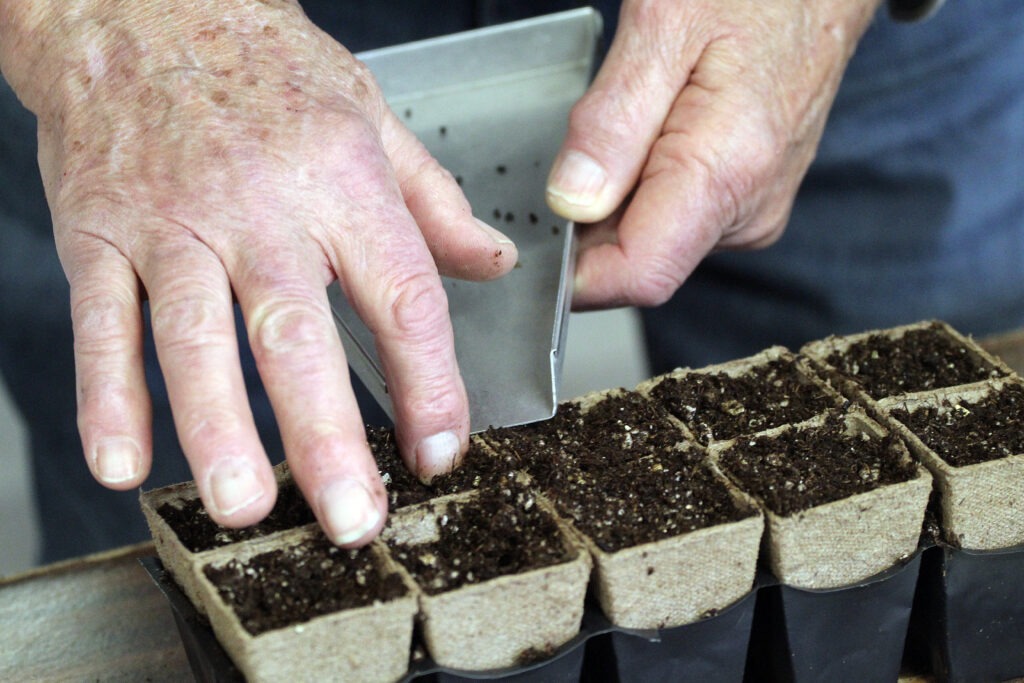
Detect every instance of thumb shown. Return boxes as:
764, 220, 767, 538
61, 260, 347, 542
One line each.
545, 4, 705, 223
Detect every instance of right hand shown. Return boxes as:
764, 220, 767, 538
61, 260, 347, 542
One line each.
545, 0, 881, 309
0, 0, 518, 545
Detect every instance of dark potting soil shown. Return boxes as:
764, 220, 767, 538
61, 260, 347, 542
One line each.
888, 382, 1024, 467
368, 427, 518, 509
490, 392, 753, 553
649, 357, 837, 445
387, 484, 574, 596
718, 411, 918, 516
158, 483, 316, 553
203, 535, 408, 636
824, 322, 1007, 399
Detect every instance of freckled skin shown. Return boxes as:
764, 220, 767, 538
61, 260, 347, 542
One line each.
0, 0, 518, 543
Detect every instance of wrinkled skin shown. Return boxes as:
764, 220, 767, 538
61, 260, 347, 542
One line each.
0, 0, 879, 547
1, 0, 519, 546
548, 0, 881, 308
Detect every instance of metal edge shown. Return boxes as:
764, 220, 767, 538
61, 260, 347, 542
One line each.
327, 282, 394, 422
357, 7, 602, 69
549, 222, 578, 420
333, 8, 603, 428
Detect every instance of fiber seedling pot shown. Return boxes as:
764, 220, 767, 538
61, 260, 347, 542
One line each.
881, 379, 1024, 681
193, 525, 417, 683
140, 461, 312, 613
382, 485, 592, 673
802, 320, 1024, 679
801, 320, 1012, 409
638, 346, 846, 447
711, 407, 931, 681
880, 378, 1024, 550
713, 407, 932, 590
581, 482, 762, 633
485, 389, 764, 632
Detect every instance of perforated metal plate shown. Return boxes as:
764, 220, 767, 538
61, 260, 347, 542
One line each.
329, 9, 600, 431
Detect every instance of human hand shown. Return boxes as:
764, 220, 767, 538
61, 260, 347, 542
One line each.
545, 0, 882, 309
0, 0, 517, 545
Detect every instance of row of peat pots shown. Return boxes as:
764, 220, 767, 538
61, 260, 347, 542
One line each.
140, 320, 1024, 682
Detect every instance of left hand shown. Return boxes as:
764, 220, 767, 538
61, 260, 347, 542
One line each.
545, 0, 882, 309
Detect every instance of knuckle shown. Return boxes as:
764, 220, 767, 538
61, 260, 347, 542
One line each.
629, 255, 685, 307
77, 373, 131, 410
289, 421, 349, 466
150, 291, 232, 355
731, 135, 781, 191
569, 91, 644, 152
71, 291, 136, 356
402, 380, 464, 423
76, 375, 137, 427
619, 0, 697, 73
249, 296, 333, 359
179, 405, 246, 447
652, 135, 744, 231
385, 270, 451, 341
622, 0, 675, 28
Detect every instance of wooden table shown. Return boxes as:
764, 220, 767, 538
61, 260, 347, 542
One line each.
0, 542, 193, 681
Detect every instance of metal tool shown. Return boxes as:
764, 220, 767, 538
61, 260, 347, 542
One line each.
328, 8, 602, 432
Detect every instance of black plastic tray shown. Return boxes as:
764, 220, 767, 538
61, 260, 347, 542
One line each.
904, 542, 1024, 683
143, 544, 1024, 682
140, 556, 760, 682
745, 552, 923, 682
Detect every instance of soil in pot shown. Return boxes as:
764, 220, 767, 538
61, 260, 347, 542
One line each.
386, 482, 574, 595
887, 382, 1024, 467
491, 391, 753, 553
156, 425, 516, 553
823, 322, 1007, 399
368, 427, 518, 509
157, 483, 316, 553
716, 411, 919, 516
648, 357, 837, 445
202, 536, 409, 636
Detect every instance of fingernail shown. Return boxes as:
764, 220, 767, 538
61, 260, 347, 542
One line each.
319, 479, 381, 545
474, 218, 515, 245
416, 431, 461, 482
573, 270, 587, 297
94, 437, 141, 484
208, 459, 265, 517
547, 150, 607, 208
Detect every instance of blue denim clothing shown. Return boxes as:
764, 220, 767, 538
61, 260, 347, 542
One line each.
1, 1, 1021, 561
641, 1, 1024, 373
